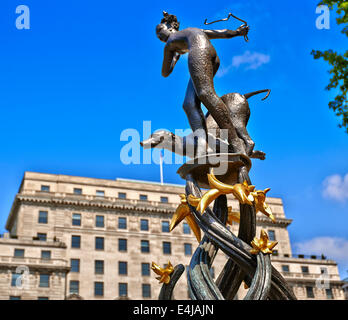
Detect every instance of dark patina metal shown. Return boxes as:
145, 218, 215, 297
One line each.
141, 11, 296, 300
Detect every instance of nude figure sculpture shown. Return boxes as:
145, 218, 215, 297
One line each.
155, 11, 251, 156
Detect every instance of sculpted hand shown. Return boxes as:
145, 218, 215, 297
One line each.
171, 52, 181, 69
173, 52, 180, 63
236, 24, 249, 37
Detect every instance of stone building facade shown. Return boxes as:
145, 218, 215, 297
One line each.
343, 278, 348, 300
0, 172, 345, 300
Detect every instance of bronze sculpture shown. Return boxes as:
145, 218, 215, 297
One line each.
156, 11, 251, 156
142, 11, 296, 301
141, 89, 270, 160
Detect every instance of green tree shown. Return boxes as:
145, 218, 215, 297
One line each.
311, 0, 348, 133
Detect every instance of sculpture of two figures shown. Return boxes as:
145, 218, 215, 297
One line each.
141, 11, 268, 161
141, 11, 296, 301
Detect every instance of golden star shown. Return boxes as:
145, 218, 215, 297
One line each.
250, 189, 276, 222
195, 172, 255, 214
151, 261, 174, 284
250, 229, 278, 255
197, 172, 275, 223
170, 194, 201, 242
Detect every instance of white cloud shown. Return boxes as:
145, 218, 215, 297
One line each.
322, 173, 348, 202
216, 65, 232, 78
232, 50, 270, 69
294, 237, 348, 277
217, 51, 270, 77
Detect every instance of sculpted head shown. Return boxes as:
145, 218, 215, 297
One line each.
156, 11, 180, 42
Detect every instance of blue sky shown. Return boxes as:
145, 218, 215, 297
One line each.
0, 1, 347, 277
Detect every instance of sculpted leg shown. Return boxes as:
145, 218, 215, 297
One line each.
183, 79, 208, 156
188, 49, 245, 154
234, 123, 255, 156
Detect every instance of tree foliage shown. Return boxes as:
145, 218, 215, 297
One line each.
311, 1, 348, 133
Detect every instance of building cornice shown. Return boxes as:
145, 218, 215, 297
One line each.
271, 256, 338, 266
16, 194, 177, 213
284, 277, 345, 286
21, 172, 285, 204
9, 193, 292, 227
0, 238, 67, 249
0, 256, 70, 273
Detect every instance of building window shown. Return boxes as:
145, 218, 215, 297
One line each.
141, 263, 150, 276
281, 265, 290, 273
306, 286, 314, 298
72, 213, 81, 226
70, 281, 79, 295
272, 250, 279, 256
118, 192, 126, 199
70, 259, 80, 272
95, 260, 104, 274
9, 296, 21, 300
14, 249, 24, 258
139, 194, 148, 201
183, 223, 191, 234
39, 274, 50, 288
96, 190, 105, 197
38, 211, 48, 224
320, 267, 328, 274
41, 250, 51, 260
141, 240, 150, 253
71, 235, 81, 248
160, 196, 168, 203
301, 266, 309, 274
11, 273, 21, 287
118, 239, 127, 252
184, 243, 192, 256
162, 221, 170, 233
95, 237, 104, 250
73, 188, 82, 195
326, 288, 333, 299
95, 215, 104, 228
94, 282, 104, 296
118, 217, 127, 229
37, 233, 47, 241
142, 284, 151, 298
119, 283, 128, 297
268, 230, 276, 241
119, 261, 128, 275
41, 185, 50, 192
37, 297, 49, 300
140, 219, 149, 231
163, 242, 171, 254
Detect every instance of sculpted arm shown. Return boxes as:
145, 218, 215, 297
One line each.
203, 25, 249, 39
162, 42, 180, 77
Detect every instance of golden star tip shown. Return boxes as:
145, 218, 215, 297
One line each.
250, 229, 278, 255
251, 188, 275, 222
151, 261, 174, 285
170, 194, 201, 242
195, 173, 255, 215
